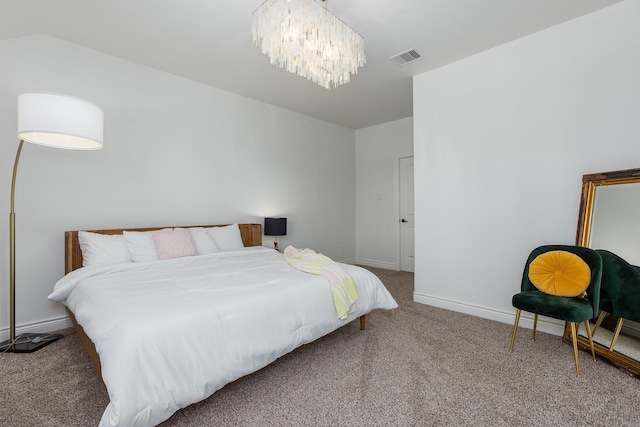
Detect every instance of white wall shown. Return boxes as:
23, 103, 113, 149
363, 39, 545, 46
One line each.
0, 35, 356, 340
413, 0, 640, 335
355, 117, 413, 270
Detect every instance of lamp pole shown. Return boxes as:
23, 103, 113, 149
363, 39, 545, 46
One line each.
8, 140, 24, 343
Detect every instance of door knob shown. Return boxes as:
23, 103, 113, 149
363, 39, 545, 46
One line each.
401, 219, 407, 223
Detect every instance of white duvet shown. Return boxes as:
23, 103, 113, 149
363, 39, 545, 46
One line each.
49, 247, 398, 427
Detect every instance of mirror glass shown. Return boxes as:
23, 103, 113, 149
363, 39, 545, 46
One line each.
575, 169, 640, 375
590, 182, 640, 264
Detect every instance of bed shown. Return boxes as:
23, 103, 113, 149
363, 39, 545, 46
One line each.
49, 223, 398, 427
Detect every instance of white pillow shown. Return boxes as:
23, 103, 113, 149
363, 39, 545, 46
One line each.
123, 230, 162, 263
189, 227, 220, 255
208, 223, 244, 251
78, 231, 133, 267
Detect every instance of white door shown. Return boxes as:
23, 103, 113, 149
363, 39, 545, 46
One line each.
400, 157, 414, 272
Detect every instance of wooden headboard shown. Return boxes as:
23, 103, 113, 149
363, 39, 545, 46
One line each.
65, 223, 262, 274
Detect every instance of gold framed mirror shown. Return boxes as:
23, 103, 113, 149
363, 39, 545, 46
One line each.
568, 167, 640, 376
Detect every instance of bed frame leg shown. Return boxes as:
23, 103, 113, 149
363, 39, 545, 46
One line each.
359, 315, 366, 331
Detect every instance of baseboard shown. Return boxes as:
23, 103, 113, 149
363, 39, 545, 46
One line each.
355, 258, 397, 270
337, 257, 356, 265
0, 316, 73, 343
1, 294, 567, 342
413, 291, 566, 336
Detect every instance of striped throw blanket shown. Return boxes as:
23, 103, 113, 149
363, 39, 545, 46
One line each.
283, 246, 358, 319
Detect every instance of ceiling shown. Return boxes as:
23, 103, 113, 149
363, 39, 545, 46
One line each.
0, 0, 622, 129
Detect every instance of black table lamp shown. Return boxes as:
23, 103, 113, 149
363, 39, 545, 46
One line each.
264, 218, 287, 251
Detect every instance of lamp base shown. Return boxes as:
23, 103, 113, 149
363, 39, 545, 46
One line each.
0, 333, 62, 353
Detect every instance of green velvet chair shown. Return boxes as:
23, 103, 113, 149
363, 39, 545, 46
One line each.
509, 245, 602, 377
591, 249, 640, 351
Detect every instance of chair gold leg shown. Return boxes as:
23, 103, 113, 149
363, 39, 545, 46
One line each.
509, 309, 521, 352
591, 311, 608, 336
583, 320, 596, 361
570, 322, 581, 378
532, 314, 538, 342
609, 318, 624, 351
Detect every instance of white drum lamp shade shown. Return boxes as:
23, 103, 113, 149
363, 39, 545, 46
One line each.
18, 93, 104, 149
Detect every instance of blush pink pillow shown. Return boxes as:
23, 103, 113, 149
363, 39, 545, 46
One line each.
153, 228, 197, 260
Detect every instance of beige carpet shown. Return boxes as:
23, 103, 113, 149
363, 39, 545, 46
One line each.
1, 267, 639, 426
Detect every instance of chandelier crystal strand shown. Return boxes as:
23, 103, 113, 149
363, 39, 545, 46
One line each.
252, 0, 366, 89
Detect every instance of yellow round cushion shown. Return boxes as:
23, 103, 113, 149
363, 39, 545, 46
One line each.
528, 250, 591, 297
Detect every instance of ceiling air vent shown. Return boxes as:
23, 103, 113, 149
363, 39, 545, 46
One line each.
389, 49, 422, 66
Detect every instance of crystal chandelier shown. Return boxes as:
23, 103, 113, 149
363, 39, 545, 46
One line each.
252, 0, 366, 89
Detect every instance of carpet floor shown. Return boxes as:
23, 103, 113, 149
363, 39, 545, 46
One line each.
1, 266, 639, 426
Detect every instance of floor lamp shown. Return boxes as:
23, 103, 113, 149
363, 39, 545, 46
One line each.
0, 93, 103, 353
